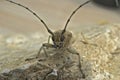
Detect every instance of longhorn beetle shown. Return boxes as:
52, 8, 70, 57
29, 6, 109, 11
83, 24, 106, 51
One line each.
5, 0, 91, 78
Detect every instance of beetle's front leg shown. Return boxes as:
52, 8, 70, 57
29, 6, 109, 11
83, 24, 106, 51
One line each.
36, 43, 54, 58
37, 35, 53, 58
48, 35, 52, 44
67, 47, 85, 78
25, 43, 54, 61
25, 36, 54, 61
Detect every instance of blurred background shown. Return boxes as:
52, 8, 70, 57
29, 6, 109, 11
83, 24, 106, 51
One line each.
0, 0, 120, 34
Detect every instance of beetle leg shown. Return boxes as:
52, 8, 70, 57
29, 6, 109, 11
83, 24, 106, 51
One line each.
37, 43, 54, 58
25, 43, 54, 61
67, 47, 85, 78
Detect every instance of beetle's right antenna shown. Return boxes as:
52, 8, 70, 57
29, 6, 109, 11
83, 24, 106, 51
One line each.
62, 0, 91, 34
5, 0, 54, 36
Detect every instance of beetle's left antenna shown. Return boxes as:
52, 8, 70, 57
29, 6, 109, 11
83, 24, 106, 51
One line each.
5, 0, 54, 36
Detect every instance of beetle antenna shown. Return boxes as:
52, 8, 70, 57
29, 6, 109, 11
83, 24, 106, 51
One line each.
62, 0, 91, 34
5, 0, 54, 35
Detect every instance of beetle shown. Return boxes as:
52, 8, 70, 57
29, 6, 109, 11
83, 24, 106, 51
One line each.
5, 0, 91, 78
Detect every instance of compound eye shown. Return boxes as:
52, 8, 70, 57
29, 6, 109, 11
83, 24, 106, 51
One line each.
60, 35, 65, 42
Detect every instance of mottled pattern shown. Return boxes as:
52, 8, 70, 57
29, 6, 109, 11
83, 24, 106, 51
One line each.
0, 24, 120, 80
